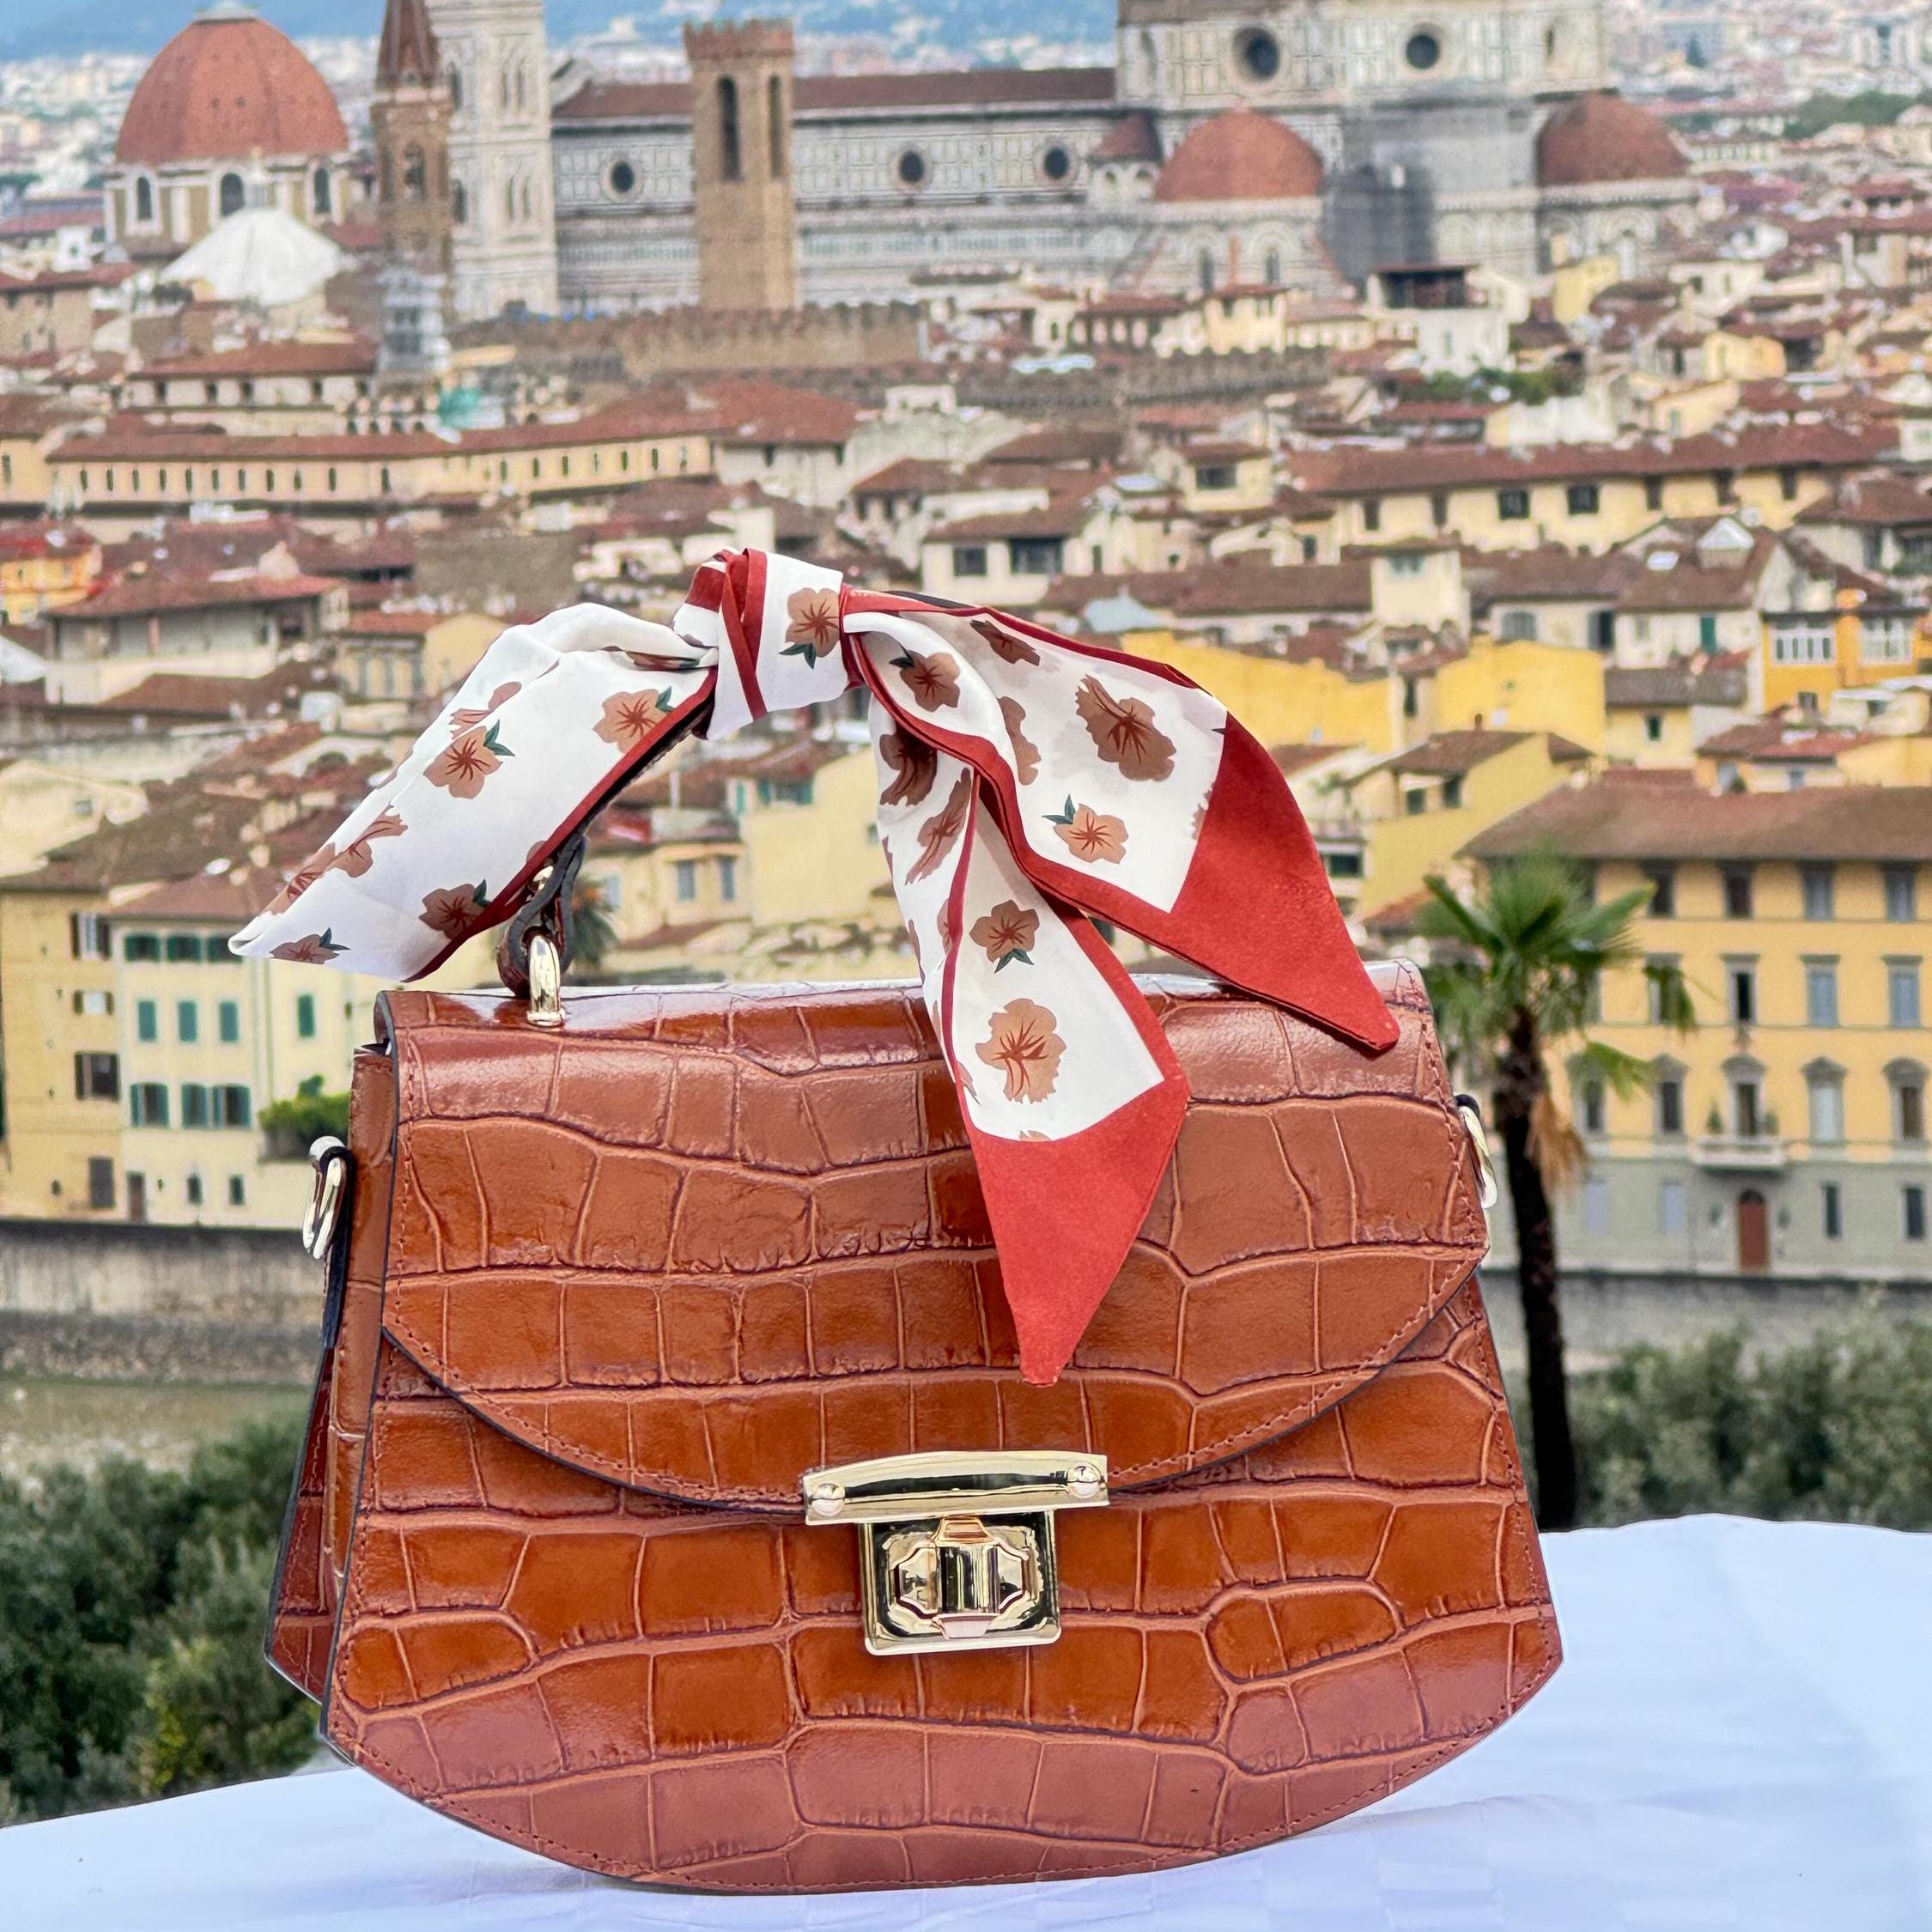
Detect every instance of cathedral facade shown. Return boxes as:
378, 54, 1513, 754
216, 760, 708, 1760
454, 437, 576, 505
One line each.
532, 0, 1696, 314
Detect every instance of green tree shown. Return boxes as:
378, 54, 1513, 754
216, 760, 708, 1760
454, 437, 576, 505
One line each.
1420, 852, 1692, 1528
570, 878, 620, 973
258, 1075, 350, 1149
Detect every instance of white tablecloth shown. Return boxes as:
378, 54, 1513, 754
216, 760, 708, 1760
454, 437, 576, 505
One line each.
8, 1515, 1929, 1931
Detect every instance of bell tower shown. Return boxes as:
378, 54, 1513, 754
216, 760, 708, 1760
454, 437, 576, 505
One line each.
372, 0, 453, 277
683, 18, 799, 312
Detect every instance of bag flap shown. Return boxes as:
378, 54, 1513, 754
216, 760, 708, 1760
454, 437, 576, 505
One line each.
374, 963, 1488, 1509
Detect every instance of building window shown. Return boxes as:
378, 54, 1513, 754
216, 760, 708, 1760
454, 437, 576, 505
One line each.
130, 1083, 168, 1128
1822, 1182, 1842, 1241
1644, 713, 1663, 743
218, 999, 240, 1043
88, 1157, 115, 1209
896, 147, 927, 191
769, 75, 787, 177
72, 990, 112, 1017
1582, 1176, 1610, 1235
1728, 963, 1757, 1026
75, 1053, 119, 1102
165, 933, 199, 962
1906, 1185, 1928, 1243
1804, 961, 1838, 1028
1362, 498, 1382, 533
1656, 1076, 1684, 1137
1660, 1178, 1686, 1236
214, 1085, 252, 1129
1194, 463, 1237, 491
1894, 1072, 1927, 1144
1644, 477, 1664, 510
296, 992, 317, 1040
134, 174, 155, 223
185, 1173, 204, 1208
137, 999, 158, 1043
1885, 865, 1917, 922
71, 912, 112, 959
313, 166, 332, 217
228, 1175, 247, 1208
1566, 483, 1600, 515
718, 855, 738, 903
1498, 488, 1531, 521
606, 159, 637, 198
123, 932, 161, 962
1499, 611, 1538, 641
1579, 1078, 1606, 1136
1405, 787, 1428, 817
1732, 1078, 1762, 1139
218, 172, 245, 217
1642, 864, 1676, 917
1722, 866, 1753, 919
1236, 26, 1282, 79
177, 999, 199, 1045
1430, 493, 1449, 529
1405, 29, 1443, 69
453, 179, 467, 225
1807, 1072, 1844, 1144
674, 859, 697, 903
1009, 538, 1065, 576
951, 544, 988, 578
402, 145, 428, 200
1801, 864, 1835, 920
181, 1084, 210, 1128
1888, 962, 1922, 1028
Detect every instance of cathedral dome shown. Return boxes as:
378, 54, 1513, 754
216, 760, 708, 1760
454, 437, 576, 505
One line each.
115, 3, 349, 168
1536, 93, 1687, 187
1153, 109, 1324, 204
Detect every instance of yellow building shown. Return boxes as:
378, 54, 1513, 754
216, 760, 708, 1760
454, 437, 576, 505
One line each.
1345, 729, 1595, 918
0, 522, 100, 622
0, 761, 149, 867
1467, 778, 1932, 1284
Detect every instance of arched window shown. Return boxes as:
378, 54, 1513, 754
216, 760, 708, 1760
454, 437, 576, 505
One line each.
506, 178, 518, 222
312, 166, 332, 216
520, 179, 532, 219
1264, 247, 1281, 285
134, 175, 155, 224
768, 74, 786, 178
453, 179, 468, 225
515, 64, 528, 111
1198, 249, 1215, 294
403, 145, 428, 200
718, 76, 742, 181
218, 172, 245, 218
447, 64, 462, 111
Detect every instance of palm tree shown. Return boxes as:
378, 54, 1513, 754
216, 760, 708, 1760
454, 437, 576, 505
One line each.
569, 880, 620, 975
1419, 852, 1692, 1530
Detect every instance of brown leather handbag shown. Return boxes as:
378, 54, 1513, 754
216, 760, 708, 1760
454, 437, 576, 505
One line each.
268, 907, 1560, 1891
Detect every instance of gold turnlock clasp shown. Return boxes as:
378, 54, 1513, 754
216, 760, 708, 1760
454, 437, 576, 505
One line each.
800, 1450, 1109, 1656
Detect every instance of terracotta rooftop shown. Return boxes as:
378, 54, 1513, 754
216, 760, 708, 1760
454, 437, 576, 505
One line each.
1153, 108, 1324, 204
56, 568, 342, 623
1537, 93, 1687, 188
114, 8, 349, 167
1467, 781, 1932, 863
1383, 729, 1591, 778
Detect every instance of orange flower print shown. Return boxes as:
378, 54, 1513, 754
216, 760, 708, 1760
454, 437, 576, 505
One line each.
268, 844, 333, 913
891, 647, 961, 711
1045, 796, 1128, 865
975, 998, 1065, 1104
448, 681, 520, 734
970, 899, 1038, 971
972, 617, 1041, 667
999, 696, 1040, 787
333, 807, 404, 878
272, 930, 346, 964
594, 686, 674, 750
428, 721, 512, 799
783, 586, 842, 661
907, 768, 974, 884
1074, 675, 1176, 782
878, 728, 937, 807
420, 881, 490, 939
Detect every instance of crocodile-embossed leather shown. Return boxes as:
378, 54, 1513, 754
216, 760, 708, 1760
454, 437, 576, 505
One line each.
276, 967, 1561, 1892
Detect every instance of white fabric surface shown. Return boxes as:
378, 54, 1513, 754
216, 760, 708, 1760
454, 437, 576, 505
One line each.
7, 1515, 1929, 1931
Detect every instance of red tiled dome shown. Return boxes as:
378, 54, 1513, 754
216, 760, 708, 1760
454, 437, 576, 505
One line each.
115, 5, 348, 168
1154, 109, 1324, 204
1536, 93, 1687, 188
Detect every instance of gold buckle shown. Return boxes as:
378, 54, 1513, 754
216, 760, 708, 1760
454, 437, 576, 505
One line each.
800, 1450, 1109, 1656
